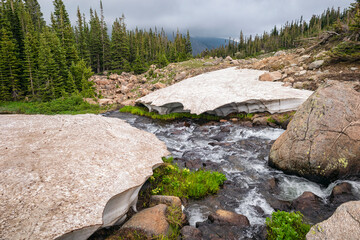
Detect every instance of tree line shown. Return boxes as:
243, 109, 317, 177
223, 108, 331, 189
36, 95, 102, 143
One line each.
0, 0, 192, 102
201, 1, 360, 59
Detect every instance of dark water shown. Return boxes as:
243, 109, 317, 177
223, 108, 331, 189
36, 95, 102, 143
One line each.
104, 111, 360, 239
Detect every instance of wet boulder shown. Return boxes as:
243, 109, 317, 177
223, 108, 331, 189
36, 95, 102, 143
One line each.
0, 115, 169, 240
306, 201, 360, 240
330, 182, 357, 206
196, 209, 250, 239
269, 81, 360, 184
208, 210, 250, 227
291, 192, 325, 222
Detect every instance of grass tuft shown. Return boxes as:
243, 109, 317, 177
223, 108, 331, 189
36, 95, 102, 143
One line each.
149, 157, 227, 199
120, 105, 221, 121
0, 95, 109, 115
266, 211, 311, 240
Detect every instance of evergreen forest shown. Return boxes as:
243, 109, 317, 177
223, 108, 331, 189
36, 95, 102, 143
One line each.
0, 0, 192, 102
201, 1, 360, 59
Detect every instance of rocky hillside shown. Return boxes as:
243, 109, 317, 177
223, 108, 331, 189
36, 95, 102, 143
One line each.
87, 58, 237, 106
88, 32, 359, 108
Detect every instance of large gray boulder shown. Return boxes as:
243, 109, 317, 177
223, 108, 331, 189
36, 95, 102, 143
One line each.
269, 81, 360, 183
306, 201, 360, 240
137, 68, 313, 116
0, 115, 169, 240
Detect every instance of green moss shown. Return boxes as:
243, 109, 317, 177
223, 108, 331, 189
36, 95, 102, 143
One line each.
120, 105, 221, 121
338, 158, 348, 168
267, 117, 276, 124
266, 211, 311, 240
229, 113, 254, 121
149, 157, 226, 199
0, 95, 109, 115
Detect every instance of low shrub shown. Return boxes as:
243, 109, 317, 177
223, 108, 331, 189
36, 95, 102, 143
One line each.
266, 211, 311, 240
329, 41, 360, 62
149, 157, 227, 199
0, 95, 108, 115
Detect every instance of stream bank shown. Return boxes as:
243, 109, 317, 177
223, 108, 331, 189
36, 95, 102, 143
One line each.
98, 111, 360, 239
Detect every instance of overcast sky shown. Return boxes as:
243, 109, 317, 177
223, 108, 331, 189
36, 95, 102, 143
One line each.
38, 0, 352, 39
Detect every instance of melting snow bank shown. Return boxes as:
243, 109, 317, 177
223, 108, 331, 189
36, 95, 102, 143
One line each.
137, 68, 313, 116
0, 115, 169, 240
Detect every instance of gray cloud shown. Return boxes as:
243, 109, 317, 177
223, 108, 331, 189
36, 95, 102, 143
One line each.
38, 0, 352, 38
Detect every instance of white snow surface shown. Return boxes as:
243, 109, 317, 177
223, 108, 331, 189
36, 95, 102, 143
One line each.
137, 68, 314, 116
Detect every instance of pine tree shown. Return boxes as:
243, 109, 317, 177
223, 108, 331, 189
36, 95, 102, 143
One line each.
350, 0, 360, 40
0, 27, 20, 100
89, 8, 102, 73
100, 0, 111, 71
23, 0, 45, 32
69, 59, 94, 96
75, 7, 90, 63
51, 0, 78, 67
185, 30, 192, 57
132, 48, 146, 74
110, 16, 129, 71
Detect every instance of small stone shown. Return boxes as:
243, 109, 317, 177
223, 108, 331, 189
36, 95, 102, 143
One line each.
298, 55, 311, 62
296, 48, 306, 54
181, 226, 202, 240
98, 98, 113, 105
299, 70, 307, 75
175, 71, 187, 81
203, 62, 214, 66
274, 50, 286, 56
308, 60, 324, 70
153, 82, 166, 90
109, 74, 119, 80
120, 204, 170, 238
130, 75, 137, 82
283, 77, 295, 83
259, 71, 282, 82
95, 79, 111, 85
225, 56, 233, 61
150, 195, 182, 209
282, 82, 292, 87
350, 67, 358, 71
293, 82, 304, 89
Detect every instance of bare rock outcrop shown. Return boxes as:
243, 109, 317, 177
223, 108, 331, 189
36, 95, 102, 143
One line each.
269, 81, 360, 183
0, 115, 169, 240
306, 201, 360, 240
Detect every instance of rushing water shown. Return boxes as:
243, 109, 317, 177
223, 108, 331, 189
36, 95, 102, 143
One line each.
105, 111, 360, 238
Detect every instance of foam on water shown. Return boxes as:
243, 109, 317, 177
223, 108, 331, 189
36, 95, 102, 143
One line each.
108, 112, 360, 228
235, 188, 274, 225
185, 204, 211, 227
